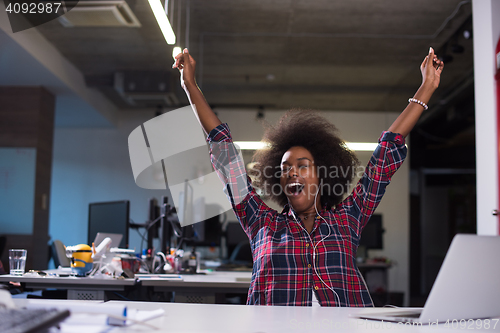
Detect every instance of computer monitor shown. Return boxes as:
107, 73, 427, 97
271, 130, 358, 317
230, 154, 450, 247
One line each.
88, 200, 130, 248
160, 195, 174, 255
359, 214, 384, 249
225, 221, 252, 262
147, 197, 160, 249
175, 182, 222, 247
185, 215, 222, 247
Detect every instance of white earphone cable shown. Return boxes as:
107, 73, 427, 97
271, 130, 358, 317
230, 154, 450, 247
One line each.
289, 185, 341, 306
310, 185, 374, 307
287, 176, 375, 307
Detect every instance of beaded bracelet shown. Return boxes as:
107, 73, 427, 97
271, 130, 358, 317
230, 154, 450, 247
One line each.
408, 98, 429, 110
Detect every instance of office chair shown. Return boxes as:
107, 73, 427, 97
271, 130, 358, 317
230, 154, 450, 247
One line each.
0, 236, 6, 275
0, 235, 6, 258
51, 240, 71, 267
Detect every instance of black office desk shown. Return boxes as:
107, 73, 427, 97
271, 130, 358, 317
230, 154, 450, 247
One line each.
0, 271, 252, 303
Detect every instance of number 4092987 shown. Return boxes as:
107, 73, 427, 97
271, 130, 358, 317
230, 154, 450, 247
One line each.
5, 2, 62, 14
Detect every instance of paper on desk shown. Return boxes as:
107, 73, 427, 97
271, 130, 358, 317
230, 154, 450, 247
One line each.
54, 308, 165, 332
52, 314, 110, 333
26, 300, 126, 325
126, 308, 165, 325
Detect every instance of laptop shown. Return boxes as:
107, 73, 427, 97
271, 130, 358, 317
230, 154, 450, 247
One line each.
93, 232, 123, 249
357, 234, 500, 324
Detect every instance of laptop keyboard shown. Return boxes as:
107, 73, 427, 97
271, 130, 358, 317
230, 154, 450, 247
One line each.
0, 308, 70, 333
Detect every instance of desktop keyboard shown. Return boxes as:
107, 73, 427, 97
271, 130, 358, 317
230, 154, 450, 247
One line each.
0, 308, 70, 333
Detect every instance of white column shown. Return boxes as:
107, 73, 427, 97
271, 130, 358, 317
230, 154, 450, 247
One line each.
473, 0, 500, 235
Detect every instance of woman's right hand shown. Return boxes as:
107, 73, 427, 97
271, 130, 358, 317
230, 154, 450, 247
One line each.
172, 48, 196, 90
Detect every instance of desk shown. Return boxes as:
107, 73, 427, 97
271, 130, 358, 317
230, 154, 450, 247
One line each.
0, 271, 251, 303
138, 271, 251, 303
12, 299, 500, 332
0, 274, 137, 300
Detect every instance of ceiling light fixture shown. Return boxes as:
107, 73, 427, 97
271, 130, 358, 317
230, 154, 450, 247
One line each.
234, 141, 384, 151
344, 142, 379, 151
234, 141, 269, 150
148, 0, 176, 44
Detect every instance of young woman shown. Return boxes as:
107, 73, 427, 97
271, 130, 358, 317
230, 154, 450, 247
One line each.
173, 48, 443, 306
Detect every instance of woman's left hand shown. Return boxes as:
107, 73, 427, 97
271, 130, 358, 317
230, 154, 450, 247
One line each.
421, 47, 444, 91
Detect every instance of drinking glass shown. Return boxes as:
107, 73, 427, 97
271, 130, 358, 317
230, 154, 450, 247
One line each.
9, 249, 27, 276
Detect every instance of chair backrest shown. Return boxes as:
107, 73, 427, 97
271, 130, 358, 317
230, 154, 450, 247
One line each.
0, 235, 6, 258
51, 240, 71, 267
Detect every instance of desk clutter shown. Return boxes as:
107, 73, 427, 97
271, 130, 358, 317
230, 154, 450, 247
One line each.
51, 234, 208, 280
1, 230, 252, 304
30, 199, 252, 282
60, 236, 141, 279
62, 239, 249, 280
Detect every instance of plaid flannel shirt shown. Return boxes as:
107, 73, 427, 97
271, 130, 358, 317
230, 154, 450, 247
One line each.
207, 123, 406, 306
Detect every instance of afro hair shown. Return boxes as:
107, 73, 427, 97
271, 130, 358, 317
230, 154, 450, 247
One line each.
250, 109, 360, 209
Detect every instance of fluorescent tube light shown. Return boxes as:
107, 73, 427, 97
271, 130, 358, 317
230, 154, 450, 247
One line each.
172, 46, 182, 59
234, 141, 383, 151
148, 0, 176, 44
234, 141, 269, 150
344, 142, 379, 151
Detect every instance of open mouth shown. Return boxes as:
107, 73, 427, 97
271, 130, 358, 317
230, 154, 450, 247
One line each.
286, 182, 304, 196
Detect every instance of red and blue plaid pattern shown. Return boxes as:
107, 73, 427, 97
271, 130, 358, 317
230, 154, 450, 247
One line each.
208, 123, 406, 306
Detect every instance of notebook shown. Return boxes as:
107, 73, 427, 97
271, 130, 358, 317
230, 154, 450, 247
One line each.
357, 234, 500, 324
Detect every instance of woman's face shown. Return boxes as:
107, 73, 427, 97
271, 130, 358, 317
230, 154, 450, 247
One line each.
279, 146, 320, 213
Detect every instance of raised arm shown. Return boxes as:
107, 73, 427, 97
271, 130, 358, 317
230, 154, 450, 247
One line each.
172, 48, 222, 135
388, 47, 444, 138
